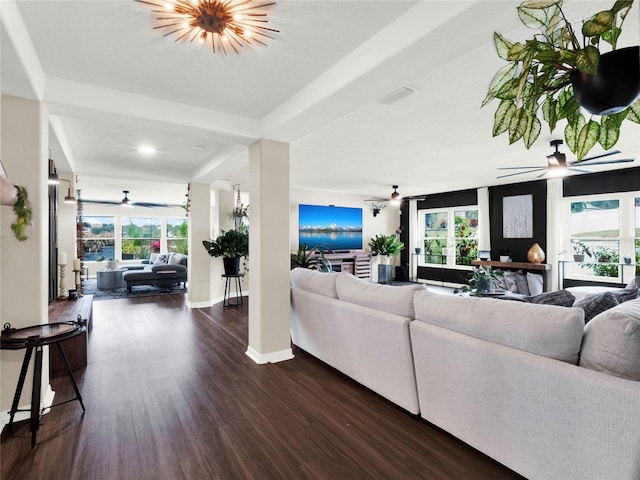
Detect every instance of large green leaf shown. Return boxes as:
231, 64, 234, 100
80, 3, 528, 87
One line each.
517, 3, 558, 29
493, 100, 516, 136
509, 108, 529, 144
601, 27, 622, 47
507, 42, 528, 62
542, 95, 558, 131
626, 98, 640, 123
611, 0, 634, 14
598, 116, 621, 150
564, 114, 586, 153
582, 11, 615, 37
575, 46, 600, 74
482, 63, 518, 107
494, 33, 512, 60
523, 115, 542, 148
576, 120, 600, 160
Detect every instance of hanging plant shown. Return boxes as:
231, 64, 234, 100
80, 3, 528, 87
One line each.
483, 0, 640, 160
11, 185, 32, 241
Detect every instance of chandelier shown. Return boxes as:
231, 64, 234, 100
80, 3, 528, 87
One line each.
137, 0, 279, 54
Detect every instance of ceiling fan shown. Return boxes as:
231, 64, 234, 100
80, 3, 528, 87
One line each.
82, 190, 182, 208
497, 140, 634, 179
365, 185, 426, 207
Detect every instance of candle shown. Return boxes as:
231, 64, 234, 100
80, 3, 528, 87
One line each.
58, 251, 67, 265
73, 258, 81, 271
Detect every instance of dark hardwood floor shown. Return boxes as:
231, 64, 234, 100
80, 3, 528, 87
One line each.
1, 294, 524, 480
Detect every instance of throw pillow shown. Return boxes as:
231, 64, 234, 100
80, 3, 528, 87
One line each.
503, 271, 519, 293
579, 298, 640, 381
573, 289, 639, 324
526, 272, 544, 296
514, 270, 530, 296
153, 254, 169, 265
625, 276, 640, 290
525, 289, 576, 307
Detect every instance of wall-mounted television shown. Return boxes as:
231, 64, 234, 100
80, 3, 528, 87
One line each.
298, 204, 363, 251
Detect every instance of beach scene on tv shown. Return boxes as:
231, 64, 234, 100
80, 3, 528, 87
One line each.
299, 204, 363, 251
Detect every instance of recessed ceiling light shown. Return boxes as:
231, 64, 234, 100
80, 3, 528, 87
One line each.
138, 146, 156, 154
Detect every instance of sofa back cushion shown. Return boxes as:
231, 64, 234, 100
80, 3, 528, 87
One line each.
290, 268, 339, 298
169, 253, 188, 267
413, 290, 585, 364
336, 273, 425, 318
579, 298, 640, 381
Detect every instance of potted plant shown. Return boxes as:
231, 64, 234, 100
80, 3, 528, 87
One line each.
203, 229, 249, 275
368, 234, 404, 284
483, 0, 640, 161
230, 203, 249, 229
291, 244, 331, 272
11, 185, 32, 242
456, 266, 505, 294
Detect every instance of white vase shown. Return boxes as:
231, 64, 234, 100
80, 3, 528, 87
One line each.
379, 254, 390, 265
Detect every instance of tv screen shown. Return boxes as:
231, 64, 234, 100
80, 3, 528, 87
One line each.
299, 204, 363, 251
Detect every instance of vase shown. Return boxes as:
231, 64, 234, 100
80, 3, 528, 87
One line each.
571, 46, 640, 116
378, 264, 392, 284
223, 257, 240, 275
476, 278, 494, 293
527, 243, 545, 264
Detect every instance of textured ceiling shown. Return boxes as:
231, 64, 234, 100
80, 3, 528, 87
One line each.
2, 0, 639, 205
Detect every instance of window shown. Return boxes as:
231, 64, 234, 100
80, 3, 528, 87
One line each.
121, 217, 161, 260
82, 216, 115, 261
167, 218, 188, 254
421, 206, 479, 267
570, 199, 620, 278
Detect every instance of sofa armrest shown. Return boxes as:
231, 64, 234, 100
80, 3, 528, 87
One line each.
151, 264, 186, 273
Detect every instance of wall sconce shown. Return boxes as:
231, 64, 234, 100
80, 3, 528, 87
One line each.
59, 178, 76, 204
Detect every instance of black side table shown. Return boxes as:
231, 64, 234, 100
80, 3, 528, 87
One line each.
1, 320, 86, 447
222, 273, 244, 307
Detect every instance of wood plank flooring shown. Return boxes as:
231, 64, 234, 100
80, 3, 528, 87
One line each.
1, 294, 524, 480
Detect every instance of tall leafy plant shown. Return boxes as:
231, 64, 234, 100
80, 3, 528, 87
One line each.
483, 0, 639, 160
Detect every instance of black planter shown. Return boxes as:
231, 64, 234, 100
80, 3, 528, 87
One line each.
223, 257, 241, 275
378, 264, 393, 284
476, 279, 495, 293
571, 46, 640, 115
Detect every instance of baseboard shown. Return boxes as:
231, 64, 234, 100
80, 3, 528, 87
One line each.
245, 346, 294, 364
1, 383, 55, 432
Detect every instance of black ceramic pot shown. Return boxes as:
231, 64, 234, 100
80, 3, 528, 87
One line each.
571, 46, 640, 115
223, 257, 240, 275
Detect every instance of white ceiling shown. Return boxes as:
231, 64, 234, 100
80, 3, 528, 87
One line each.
1, 0, 639, 206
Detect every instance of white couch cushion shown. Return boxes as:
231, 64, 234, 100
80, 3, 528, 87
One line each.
579, 298, 640, 381
290, 268, 339, 298
336, 273, 426, 319
413, 290, 585, 364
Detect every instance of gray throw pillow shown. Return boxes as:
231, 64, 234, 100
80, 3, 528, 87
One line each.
574, 289, 639, 324
153, 254, 169, 265
525, 289, 576, 307
625, 276, 640, 290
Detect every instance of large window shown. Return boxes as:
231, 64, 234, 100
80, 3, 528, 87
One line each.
167, 218, 188, 254
121, 217, 161, 260
82, 216, 115, 261
421, 206, 479, 267
566, 193, 638, 282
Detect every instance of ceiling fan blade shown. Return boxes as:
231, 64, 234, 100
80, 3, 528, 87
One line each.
497, 168, 546, 179
566, 167, 592, 173
577, 150, 621, 163
571, 158, 634, 167
132, 202, 182, 208
82, 199, 121, 205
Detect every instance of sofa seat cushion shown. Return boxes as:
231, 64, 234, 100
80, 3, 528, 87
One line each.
336, 273, 425, 319
290, 268, 339, 298
413, 290, 585, 364
579, 298, 640, 381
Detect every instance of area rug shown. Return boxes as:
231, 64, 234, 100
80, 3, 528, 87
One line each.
81, 278, 187, 301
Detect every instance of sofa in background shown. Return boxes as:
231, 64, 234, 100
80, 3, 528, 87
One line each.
290, 268, 640, 480
121, 253, 188, 292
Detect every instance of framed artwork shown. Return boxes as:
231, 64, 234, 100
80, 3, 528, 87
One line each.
502, 194, 533, 238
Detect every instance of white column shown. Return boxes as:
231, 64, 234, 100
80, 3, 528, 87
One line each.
0, 95, 52, 426
546, 178, 564, 291
477, 187, 491, 251
187, 183, 214, 308
246, 139, 293, 364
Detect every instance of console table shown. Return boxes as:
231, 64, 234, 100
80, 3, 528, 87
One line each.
471, 260, 552, 292
322, 252, 371, 278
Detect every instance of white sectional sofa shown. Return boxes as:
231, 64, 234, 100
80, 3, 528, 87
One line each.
289, 268, 640, 480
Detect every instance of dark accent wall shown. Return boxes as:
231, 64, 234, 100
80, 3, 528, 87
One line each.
408, 189, 478, 283
489, 180, 547, 262
563, 166, 640, 197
